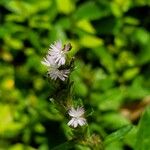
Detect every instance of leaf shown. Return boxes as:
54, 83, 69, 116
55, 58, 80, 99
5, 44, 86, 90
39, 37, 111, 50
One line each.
135, 107, 150, 150
123, 67, 140, 81
110, 0, 131, 17
52, 141, 74, 150
80, 35, 103, 48
76, 19, 96, 34
4, 36, 23, 50
138, 44, 150, 65
9, 143, 34, 150
29, 15, 52, 29
56, 17, 71, 30
93, 47, 115, 73
5, 0, 52, 17
91, 88, 125, 111
131, 28, 150, 64
124, 126, 137, 149
104, 125, 133, 146
74, 1, 103, 20
74, 78, 88, 97
126, 76, 149, 100
56, 0, 75, 14
101, 113, 130, 129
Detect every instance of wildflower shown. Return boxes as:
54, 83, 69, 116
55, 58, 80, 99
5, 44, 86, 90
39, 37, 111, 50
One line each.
68, 107, 87, 128
48, 40, 70, 66
47, 68, 70, 81
41, 40, 71, 81
41, 54, 57, 67
41, 55, 70, 81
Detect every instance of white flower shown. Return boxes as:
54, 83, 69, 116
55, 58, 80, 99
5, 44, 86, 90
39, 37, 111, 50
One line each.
68, 107, 87, 128
48, 68, 70, 81
41, 54, 57, 67
41, 56, 69, 81
48, 40, 67, 66
41, 40, 71, 81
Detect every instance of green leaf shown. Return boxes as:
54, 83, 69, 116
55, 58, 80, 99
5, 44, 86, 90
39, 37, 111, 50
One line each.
101, 113, 130, 129
110, 0, 131, 17
123, 67, 140, 81
28, 30, 42, 50
124, 126, 137, 149
74, 2, 103, 20
9, 143, 34, 150
126, 76, 149, 100
99, 89, 124, 111
132, 28, 150, 46
93, 47, 115, 73
76, 19, 96, 34
80, 35, 103, 48
52, 141, 74, 150
135, 107, 150, 150
29, 15, 52, 29
104, 125, 133, 146
138, 44, 150, 65
105, 141, 123, 150
4, 36, 23, 50
74, 78, 88, 97
56, 0, 75, 14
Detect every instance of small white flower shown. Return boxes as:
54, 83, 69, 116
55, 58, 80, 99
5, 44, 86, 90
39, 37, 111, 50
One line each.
41, 54, 57, 67
48, 68, 70, 81
41, 56, 69, 81
68, 107, 87, 128
48, 40, 67, 66
41, 40, 71, 81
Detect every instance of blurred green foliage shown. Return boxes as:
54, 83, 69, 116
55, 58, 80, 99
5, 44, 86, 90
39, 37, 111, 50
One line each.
0, 0, 150, 149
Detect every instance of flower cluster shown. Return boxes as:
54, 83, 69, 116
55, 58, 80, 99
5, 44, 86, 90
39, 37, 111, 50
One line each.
68, 107, 87, 128
41, 40, 70, 81
41, 40, 87, 128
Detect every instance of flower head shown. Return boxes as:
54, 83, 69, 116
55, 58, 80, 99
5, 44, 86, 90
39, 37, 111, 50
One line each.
41, 55, 70, 81
48, 68, 70, 81
41, 40, 71, 81
41, 54, 57, 67
48, 40, 68, 66
68, 107, 87, 128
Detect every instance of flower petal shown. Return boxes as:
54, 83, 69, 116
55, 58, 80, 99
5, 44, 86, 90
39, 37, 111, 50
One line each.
67, 118, 75, 126
78, 118, 87, 126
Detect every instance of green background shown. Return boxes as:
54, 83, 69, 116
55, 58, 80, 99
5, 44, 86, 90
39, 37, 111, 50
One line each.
0, 0, 150, 149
